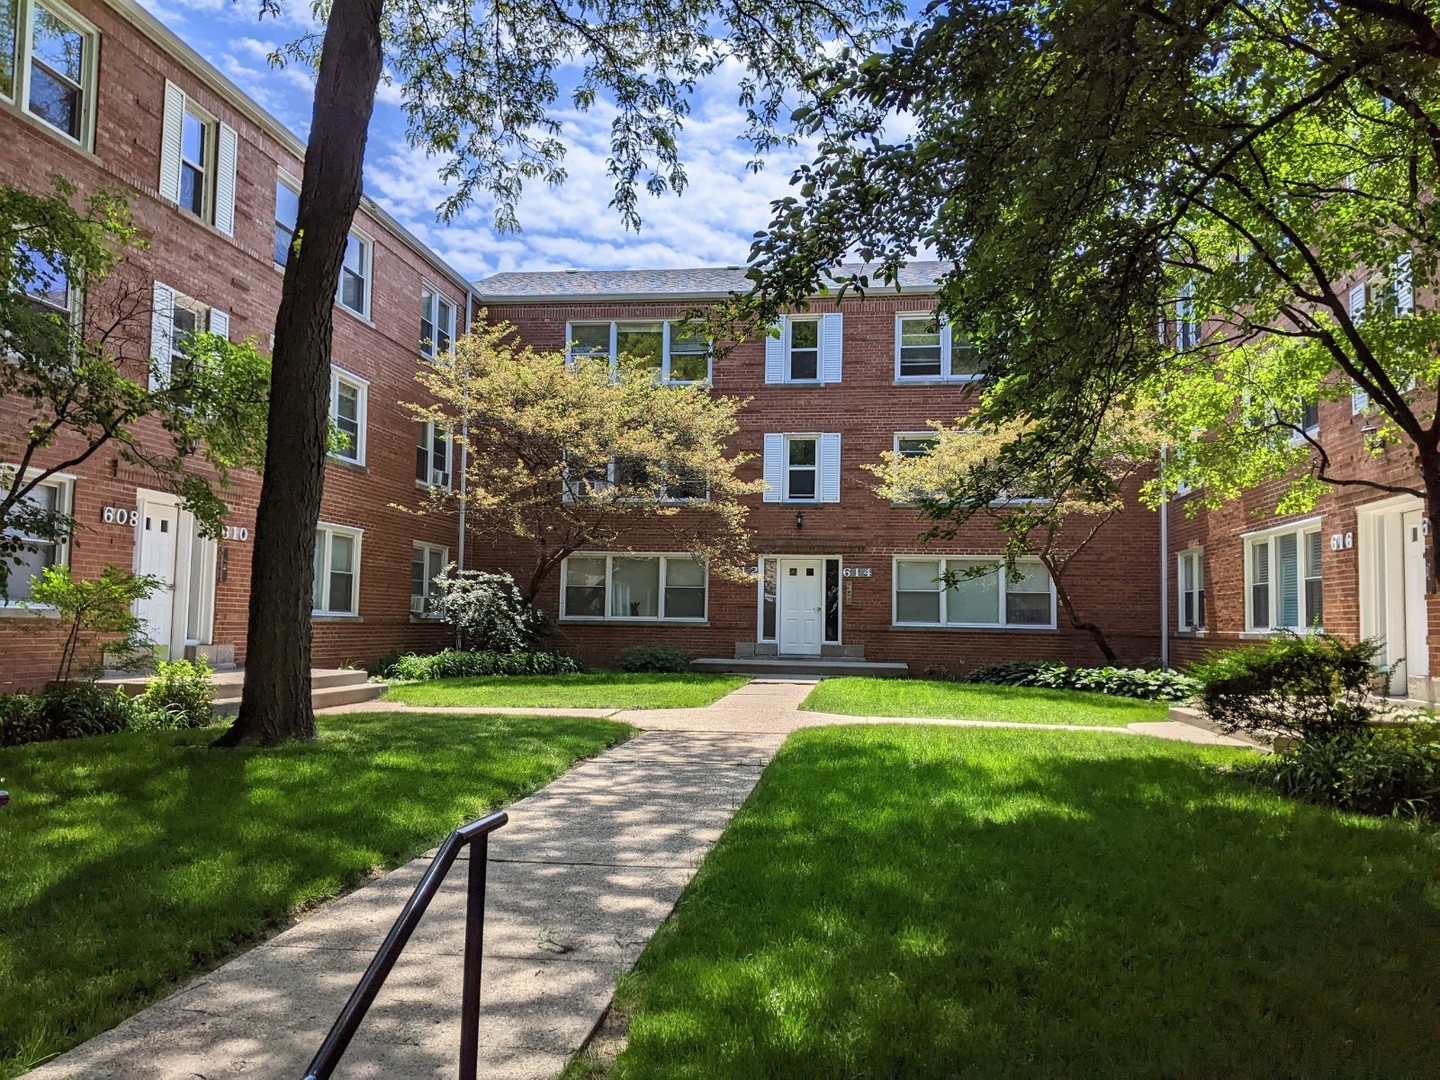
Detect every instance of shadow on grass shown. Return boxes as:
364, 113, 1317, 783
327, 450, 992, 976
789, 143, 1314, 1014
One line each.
0, 712, 629, 1077
611, 726, 1440, 1080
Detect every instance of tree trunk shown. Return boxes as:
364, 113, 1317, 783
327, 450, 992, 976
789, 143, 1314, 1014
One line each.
1042, 554, 1119, 665
213, 0, 384, 747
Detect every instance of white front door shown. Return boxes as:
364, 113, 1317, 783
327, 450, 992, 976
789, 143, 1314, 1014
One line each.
778, 558, 824, 655
1403, 509, 1429, 684
135, 502, 180, 658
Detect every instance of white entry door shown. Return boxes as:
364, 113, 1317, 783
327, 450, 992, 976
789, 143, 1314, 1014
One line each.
1403, 510, 1429, 683
135, 502, 180, 658
778, 558, 824, 656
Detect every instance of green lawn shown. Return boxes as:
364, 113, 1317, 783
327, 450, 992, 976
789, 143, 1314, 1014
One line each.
601, 726, 1440, 1079
0, 712, 631, 1078
801, 676, 1170, 725
383, 672, 749, 710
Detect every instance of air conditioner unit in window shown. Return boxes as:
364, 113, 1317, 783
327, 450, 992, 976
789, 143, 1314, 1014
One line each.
410, 594, 429, 615
430, 469, 450, 488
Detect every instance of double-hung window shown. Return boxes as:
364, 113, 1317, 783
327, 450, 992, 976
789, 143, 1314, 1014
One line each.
415, 420, 451, 489
561, 553, 707, 621
895, 315, 983, 382
338, 232, 372, 318
3, 0, 97, 149
611, 456, 708, 503
11, 245, 73, 353
1, 472, 72, 604
1176, 284, 1201, 350
565, 321, 713, 384
410, 542, 448, 617
763, 314, 843, 384
893, 557, 1055, 629
1245, 522, 1322, 632
313, 523, 362, 616
274, 178, 300, 266
420, 286, 456, 357
786, 319, 820, 381
149, 282, 229, 389
891, 432, 940, 505
159, 81, 237, 234
762, 432, 841, 503
329, 368, 368, 465
1178, 548, 1205, 632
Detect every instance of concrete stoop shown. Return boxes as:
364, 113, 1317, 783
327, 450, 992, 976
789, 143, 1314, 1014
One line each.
99, 667, 385, 717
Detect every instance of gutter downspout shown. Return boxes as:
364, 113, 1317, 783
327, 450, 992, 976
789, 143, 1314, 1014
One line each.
1159, 447, 1170, 670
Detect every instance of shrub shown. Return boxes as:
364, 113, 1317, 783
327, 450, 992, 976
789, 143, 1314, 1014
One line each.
1191, 634, 1384, 745
620, 643, 693, 674
19, 564, 165, 681
959, 660, 1197, 702
427, 568, 547, 653
1235, 725, 1440, 820
134, 658, 214, 730
0, 683, 142, 747
387, 649, 581, 681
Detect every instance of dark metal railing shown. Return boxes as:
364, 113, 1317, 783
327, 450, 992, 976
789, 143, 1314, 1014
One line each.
302, 809, 509, 1080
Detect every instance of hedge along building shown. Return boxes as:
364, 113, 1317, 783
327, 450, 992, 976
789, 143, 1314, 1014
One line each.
0, 0, 474, 690
475, 267, 1166, 673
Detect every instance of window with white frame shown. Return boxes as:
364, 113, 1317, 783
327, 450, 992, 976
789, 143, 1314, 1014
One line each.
1, 472, 72, 603
1176, 284, 1201, 350
313, 523, 361, 616
329, 369, 368, 464
1178, 548, 1205, 632
274, 178, 300, 266
895, 315, 983, 381
157, 80, 237, 235
762, 432, 841, 503
17, 243, 72, 319
889, 432, 940, 506
893, 557, 1055, 628
415, 420, 451, 488
410, 542, 448, 617
338, 232, 372, 317
763, 313, 843, 384
612, 456, 708, 503
1246, 523, 1322, 632
3, 0, 97, 148
561, 553, 707, 621
420, 286, 456, 357
565, 320, 712, 384
149, 282, 228, 388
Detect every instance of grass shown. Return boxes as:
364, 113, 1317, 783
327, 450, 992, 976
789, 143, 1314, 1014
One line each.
801, 676, 1170, 726
0, 711, 631, 1078
602, 726, 1440, 1079
383, 672, 749, 710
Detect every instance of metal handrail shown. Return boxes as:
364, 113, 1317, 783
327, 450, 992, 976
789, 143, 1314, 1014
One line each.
302, 809, 509, 1080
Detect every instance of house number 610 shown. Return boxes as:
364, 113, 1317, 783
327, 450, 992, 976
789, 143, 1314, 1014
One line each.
101, 506, 140, 526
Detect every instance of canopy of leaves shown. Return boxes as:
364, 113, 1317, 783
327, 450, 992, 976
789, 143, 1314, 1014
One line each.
404, 315, 763, 598
738, 0, 1440, 516
0, 180, 271, 595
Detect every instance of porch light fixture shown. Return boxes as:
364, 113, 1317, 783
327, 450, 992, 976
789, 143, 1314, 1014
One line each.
795, 511, 805, 530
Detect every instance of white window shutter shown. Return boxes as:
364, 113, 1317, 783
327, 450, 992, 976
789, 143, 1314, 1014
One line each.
764, 321, 786, 384
150, 281, 176, 388
159, 81, 185, 204
1349, 282, 1366, 323
1351, 384, 1369, 415
214, 122, 238, 236
821, 313, 843, 383
819, 432, 841, 503
1394, 253, 1414, 315
208, 308, 229, 340
762, 433, 783, 502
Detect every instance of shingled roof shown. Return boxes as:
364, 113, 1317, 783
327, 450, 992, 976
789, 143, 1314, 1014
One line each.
473, 261, 951, 301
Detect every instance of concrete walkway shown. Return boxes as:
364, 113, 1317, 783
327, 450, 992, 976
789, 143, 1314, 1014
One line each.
31, 679, 1248, 1080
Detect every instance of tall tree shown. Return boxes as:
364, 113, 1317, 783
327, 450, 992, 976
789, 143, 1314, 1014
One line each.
737, 0, 1440, 562
222, 0, 903, 746
1, 180, 270, 597
403, 316, 761, 602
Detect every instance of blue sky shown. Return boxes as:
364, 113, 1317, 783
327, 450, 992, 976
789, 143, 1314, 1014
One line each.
141, 0, 815, 282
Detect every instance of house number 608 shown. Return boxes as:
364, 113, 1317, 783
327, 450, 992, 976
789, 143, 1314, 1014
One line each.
101, 506, 140, 526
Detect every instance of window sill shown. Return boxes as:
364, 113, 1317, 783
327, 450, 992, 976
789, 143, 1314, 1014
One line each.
415, 481, 454, 493
1240, 628, 1324, 639
0, 604, 60, 619
890, 623, 1058, 633
892, 377, 984, 387
409, 614, 447, 625
1176, 627, 1209, 636
313, 614, 363, 623
560, 618, 709, 627
328, 456, 368, 473
336, 303, 376, 328
0, 96, 100, 162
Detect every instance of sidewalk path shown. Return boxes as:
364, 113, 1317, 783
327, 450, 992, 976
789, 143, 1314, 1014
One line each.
30, 679, 1248, 1080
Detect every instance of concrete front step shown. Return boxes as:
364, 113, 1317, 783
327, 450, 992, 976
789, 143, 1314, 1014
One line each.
692, 656, 909, 678
101, 668, 384, 718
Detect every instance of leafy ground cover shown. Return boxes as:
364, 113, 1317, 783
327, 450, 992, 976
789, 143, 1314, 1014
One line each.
599, 726, 1440, 1079
801, 676, 1169, 726
383, 672, 749, 710
0, 712, 631, 1077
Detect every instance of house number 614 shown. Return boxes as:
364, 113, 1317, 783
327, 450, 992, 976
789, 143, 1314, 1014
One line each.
101, 506, 140, 526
